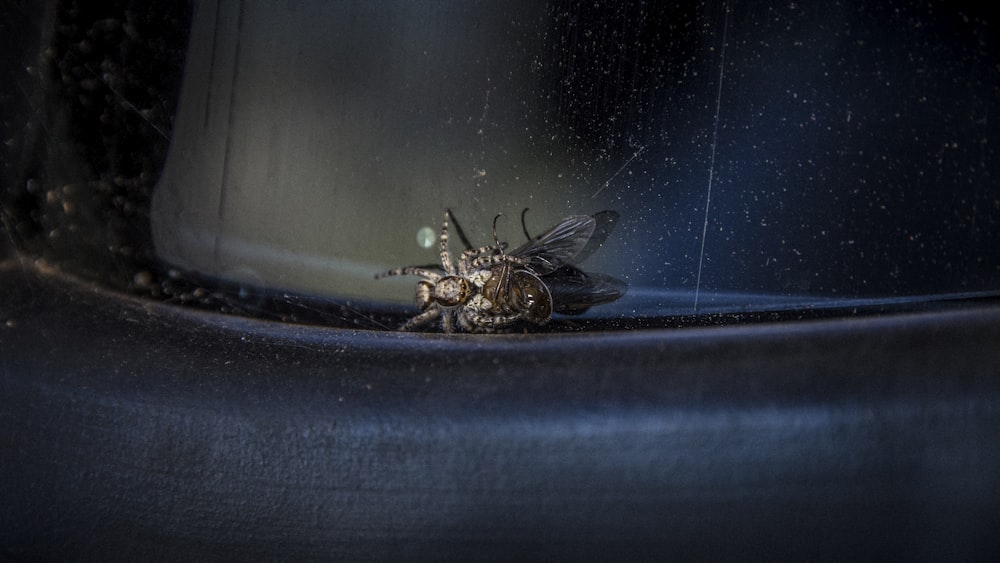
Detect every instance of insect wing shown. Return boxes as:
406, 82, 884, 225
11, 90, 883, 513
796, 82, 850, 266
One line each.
571, 210, 619, 265
544, 265, 628, 315
509, 215, 596, 275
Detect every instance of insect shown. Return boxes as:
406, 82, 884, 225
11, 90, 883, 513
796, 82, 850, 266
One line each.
519, 209, 627, 316
375, 209, 531, 332
376, 209, 612, 333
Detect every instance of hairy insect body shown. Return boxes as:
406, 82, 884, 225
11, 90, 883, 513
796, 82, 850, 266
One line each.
427, 275, 472, 308
377, 209, 624, 333
375, 210, 529, 332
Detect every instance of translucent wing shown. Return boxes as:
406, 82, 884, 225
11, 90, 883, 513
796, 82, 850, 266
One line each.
570, 210, 619, 265
509, 215, 596, 275
544, 265, 628, 315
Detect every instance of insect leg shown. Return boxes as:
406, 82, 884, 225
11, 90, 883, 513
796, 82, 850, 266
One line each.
447, 208, 476, 252
441, 308, 456, 333
458, 244, 500, 275
374, 267, 442, 281
440, 209, 456, 274
469, 253, 527, 271
463, 309, 521, 333
399, 305, 441, 331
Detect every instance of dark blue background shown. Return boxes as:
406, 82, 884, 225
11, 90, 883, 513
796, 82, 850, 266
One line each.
536, 1, 999, 303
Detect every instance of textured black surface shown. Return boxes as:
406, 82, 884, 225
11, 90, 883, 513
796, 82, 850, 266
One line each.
2, 262, 1000, 561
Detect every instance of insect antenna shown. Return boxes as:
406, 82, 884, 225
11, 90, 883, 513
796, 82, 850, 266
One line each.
520, 207, 534, 241
491, 213, 507, 255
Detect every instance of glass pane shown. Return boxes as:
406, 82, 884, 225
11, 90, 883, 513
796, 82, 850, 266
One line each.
151, 0, 1000, 322
6, 1, 999, 329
